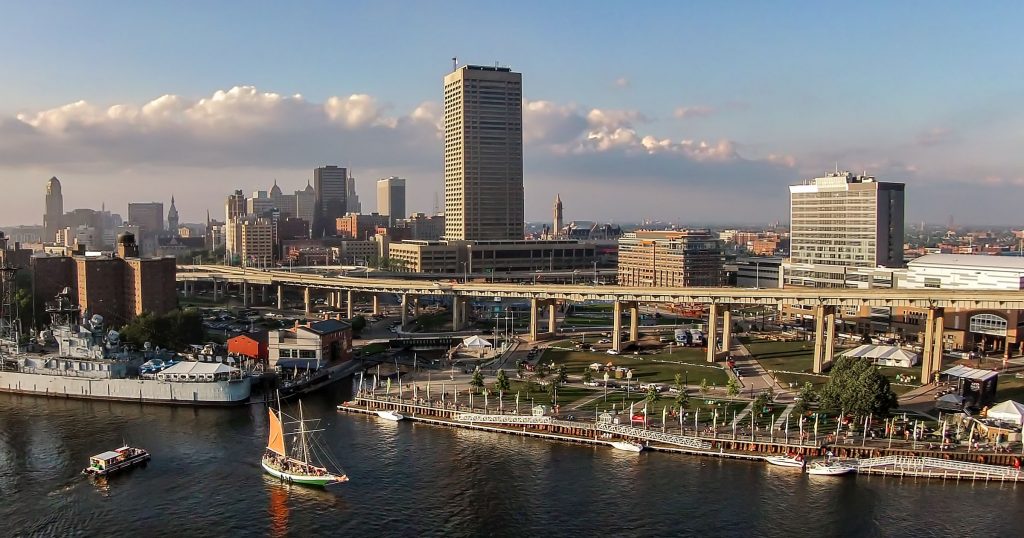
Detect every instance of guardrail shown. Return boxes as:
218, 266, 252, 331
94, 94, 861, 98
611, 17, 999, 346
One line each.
856, 455, 1022, 478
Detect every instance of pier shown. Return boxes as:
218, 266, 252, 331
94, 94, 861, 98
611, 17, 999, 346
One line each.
338, 394, 1024, 481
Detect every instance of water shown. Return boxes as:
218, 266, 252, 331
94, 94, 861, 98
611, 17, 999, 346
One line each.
1, 385, 1021, 537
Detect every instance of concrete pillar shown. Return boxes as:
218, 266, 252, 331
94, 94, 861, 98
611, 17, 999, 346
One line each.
547, 302, 557, 334
629, 303, 639, 343
722, 307, 732, 355
706, 303, 719, 363
921, 307, 937, 382
813, 305, 827, 373
372, 294, 380, 316
242, 283, 249, 306
346, 290, 354, 319
612, 301, 623, 352
823, 307, 836, 370
401, 294, 409, 326
304, 287, 312, 316
277, 285, 284, 310
261, 285, 268, 304
929, 308, 945, 382
453, 297, 463, 332
414, 297, 421, 317
212, 280, 219, 301
529, 297, 539, 341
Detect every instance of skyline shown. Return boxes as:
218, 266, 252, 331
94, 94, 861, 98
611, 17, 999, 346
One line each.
3, 2, 1024, 226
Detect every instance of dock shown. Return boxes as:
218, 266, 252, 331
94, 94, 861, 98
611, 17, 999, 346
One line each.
338, 394, 1024, 482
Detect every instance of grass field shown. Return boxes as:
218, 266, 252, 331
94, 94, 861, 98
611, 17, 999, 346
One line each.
543, 348, 729, 386
740, 336, 817, 373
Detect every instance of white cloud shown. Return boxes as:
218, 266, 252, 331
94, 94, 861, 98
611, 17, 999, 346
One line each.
613, 77, 630, 88
673, 106, 715, 119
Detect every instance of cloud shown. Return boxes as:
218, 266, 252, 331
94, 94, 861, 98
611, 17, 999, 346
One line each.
673, 106, 715, 119
613, 77, 630, 88
914, 127, 953, 147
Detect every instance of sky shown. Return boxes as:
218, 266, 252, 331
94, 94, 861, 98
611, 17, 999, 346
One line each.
2, 1, 1024, 227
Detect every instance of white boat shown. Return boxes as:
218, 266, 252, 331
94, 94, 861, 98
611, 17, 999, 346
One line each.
806, 461, 857, 476
376, 410, 405, 421
262, 399, 349, 488
610, 441, 644, 452
764, 455, 805, 468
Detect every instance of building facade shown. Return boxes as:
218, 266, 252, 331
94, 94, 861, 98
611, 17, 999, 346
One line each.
617, 230, 724, 287
268, 320, 353, 368
443, 65, 524, 241
785, 171, 905, 288
313, 165, 347, 238
335, 213, 390, 241
44, 177, 64, 242
376, 177, 406, 226
127, 202, 164, 236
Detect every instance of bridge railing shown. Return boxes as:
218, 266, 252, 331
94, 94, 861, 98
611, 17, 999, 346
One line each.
596, 423, 711, 450
856, 455, 1021, 477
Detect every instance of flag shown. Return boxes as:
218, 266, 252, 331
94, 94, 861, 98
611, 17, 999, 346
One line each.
386, 377, 392, 395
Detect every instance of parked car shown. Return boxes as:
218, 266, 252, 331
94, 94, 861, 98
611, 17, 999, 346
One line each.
606, 349, 620, 355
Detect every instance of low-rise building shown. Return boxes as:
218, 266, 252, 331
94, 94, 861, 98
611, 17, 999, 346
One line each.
617, 230, 723, 287
268, 320, 352, 368
228, 331, 269, 362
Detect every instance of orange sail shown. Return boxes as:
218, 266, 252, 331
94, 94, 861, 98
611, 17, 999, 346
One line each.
267, 408, 286, 456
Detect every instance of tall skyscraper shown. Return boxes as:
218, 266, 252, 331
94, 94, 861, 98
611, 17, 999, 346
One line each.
376, 177, 407, 226
443, 64, 524, 240
294, 181, 316, 232
553, 193, 563, 238
785, 170, 905, 288
167, 196, 179, 233
313, 165, 347, 238
127, 202, 164, 236
225, 190, 247, 224
44, 176, 64, 242
346, 175, 361, 214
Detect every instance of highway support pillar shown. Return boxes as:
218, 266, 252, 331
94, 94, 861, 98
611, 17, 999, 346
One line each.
812, 305, 836, 374
548, 301, 557, 335
453, 297, 464, 332
242, 283, 249, 307
529, 298, 539, 341
706, 303, 720, 363
261, 285, 268, 304
372, 294, 381, 316
303, 287, 312, 316
613, 301, 623, 352
346, 290, 354, 320
722, 306, 733, 356
932, 309, 945, 380
401, 294, 409, 327
276, 285, 284, 311
212, 280, 219, 301
922, 307, 945, 383
629, 303, 640, 343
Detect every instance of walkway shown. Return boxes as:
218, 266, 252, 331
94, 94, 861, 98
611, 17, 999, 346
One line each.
773, 403, 796, 429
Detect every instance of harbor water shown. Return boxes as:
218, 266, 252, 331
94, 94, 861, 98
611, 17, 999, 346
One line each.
0, 383, 1020, 538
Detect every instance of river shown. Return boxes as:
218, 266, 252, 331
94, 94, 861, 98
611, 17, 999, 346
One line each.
0, 384, 1019, 537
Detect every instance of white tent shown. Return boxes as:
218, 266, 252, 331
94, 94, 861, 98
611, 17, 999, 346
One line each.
841, 345, 920, 367
987, 400, 1024, 426
462, 336, 493, 348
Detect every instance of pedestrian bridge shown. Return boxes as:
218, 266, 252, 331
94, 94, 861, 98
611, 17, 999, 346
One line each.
454, 413, 711, 450
854, 455, 1023, 481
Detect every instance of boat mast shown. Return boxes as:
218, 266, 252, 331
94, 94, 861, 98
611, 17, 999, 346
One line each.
277, 390, 287, 456
299, 400, 311, 465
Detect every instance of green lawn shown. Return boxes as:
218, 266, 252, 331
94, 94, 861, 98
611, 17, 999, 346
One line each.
543, 348, 729, 386
740, 336, 816, 373
996, 375, 1024, 402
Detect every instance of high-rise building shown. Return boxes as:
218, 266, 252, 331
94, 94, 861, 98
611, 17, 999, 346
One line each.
313, 166, 347, 238
553, 193, 564, 238
269, 180, 296, 219
784, 171, 905, 288
376, 177, 407, 226
443, 65, 524, 240
346, 175, 361, 214
295, 181, 316, 231
240, 217, 275, 268
248, 190, 275, 218
617, 230, 724, 287
44, 176, 64, 242
225, 190, 247, 224
127, 202, 164, 236
167, 196, 179, 234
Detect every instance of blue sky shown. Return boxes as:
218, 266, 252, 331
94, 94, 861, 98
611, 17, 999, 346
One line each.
2, 1, 1024, 226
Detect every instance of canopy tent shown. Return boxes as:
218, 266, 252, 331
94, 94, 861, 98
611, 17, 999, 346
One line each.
841, 345, 920, 367
461, 336, 493, 348
986, 400, 1024, 426
159, 361, 239, 375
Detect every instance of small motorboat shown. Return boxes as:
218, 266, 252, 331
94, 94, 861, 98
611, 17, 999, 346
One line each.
376, 410, 406, 422
610, 441, 644, 452
83, 446, 151, 477
764, 454, 805, 468
806, 461, 856, 476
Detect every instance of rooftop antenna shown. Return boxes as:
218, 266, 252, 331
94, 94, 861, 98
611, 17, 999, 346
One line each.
433, 191, 439, 215
834, 162, 839, 174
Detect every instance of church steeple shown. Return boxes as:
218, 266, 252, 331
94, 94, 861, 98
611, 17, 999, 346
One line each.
552, 193, 564, 239
167, 195, 179, 234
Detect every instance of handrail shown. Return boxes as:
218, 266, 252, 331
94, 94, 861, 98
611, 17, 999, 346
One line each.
856, 455, 1020, 477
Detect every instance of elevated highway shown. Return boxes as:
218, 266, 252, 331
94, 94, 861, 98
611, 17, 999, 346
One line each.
177, 264, 1024, 380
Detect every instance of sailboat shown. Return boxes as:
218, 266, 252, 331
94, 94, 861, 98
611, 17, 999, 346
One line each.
262, 400, 349, 487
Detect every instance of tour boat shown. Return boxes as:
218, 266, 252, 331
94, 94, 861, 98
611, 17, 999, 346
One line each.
610, 441, 645, 452
83, 445, 150, 477
806, 461, 857, 476
262, 400, 348, 488
376, 410, 406, 422
764, 454, 805, 468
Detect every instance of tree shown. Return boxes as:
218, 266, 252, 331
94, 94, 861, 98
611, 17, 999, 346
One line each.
495, 369, 511, 395
120, 309, 205, 351
582, 368, 593, 384
726, 377, 740, 398
674, 373, 684, 392
546, 381, 558, 404
555, 364, 568, 386
753, 391, 771, 415
819, 356, 898, 419
470, 367, 485, 394
349, 315, 367, 333
674, 387, 690, 411
645, 386, 659, 405
699, 378, 709, 397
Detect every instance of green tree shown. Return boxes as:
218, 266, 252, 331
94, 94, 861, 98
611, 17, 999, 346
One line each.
495, 369, 511, 395
645, 385, 659, 405
699, 378, 709, 397
818, 356, 898, 419
555, 364, 568, 386
674, 387, 690, 410
582, 368, 593, 384
470, 367, 485, 394
726, 377, 740, 398
546, 381, 558, 404
674, 373, 684, 392
349, 315, 367, 333
753, 391, 771, 415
